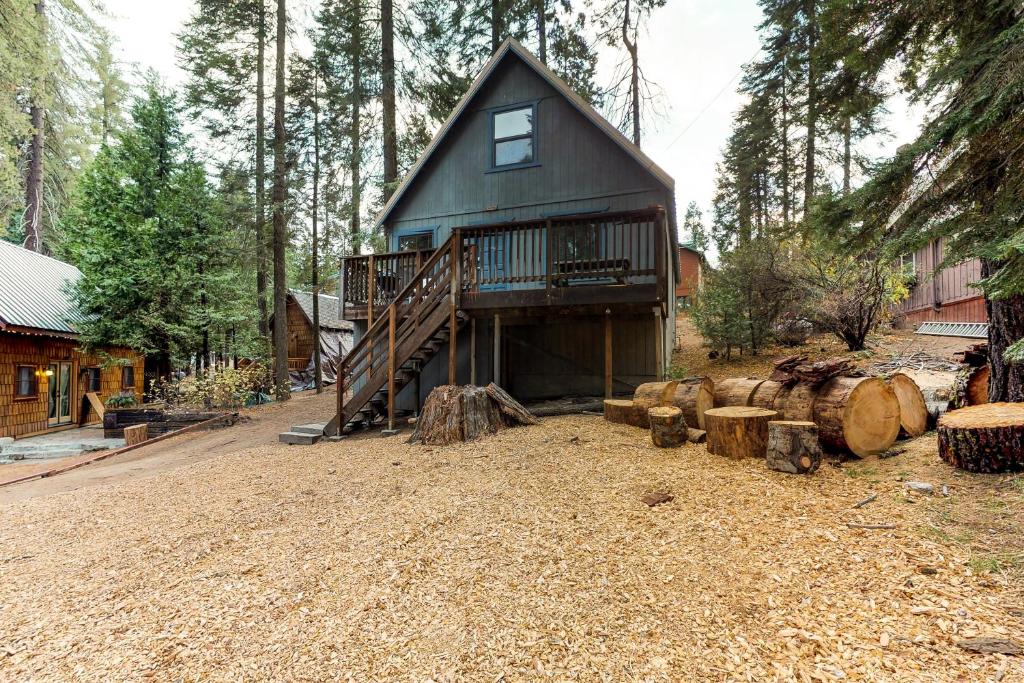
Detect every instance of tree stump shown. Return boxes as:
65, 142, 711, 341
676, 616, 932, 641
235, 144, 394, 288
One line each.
765, 421, 822, 474
648, 406, 687, 447
410, 384, 535, 445
123, 423, 148, 447
669, 376, 714, 429
713, 378, 763, 407
937, 403, 1024, 473
604, 399, 649, 428
633, 381, 679, 413
887, 373, 928, 438
813, 377, 900, 456
704, 406, 777, 459
772, 383, 817, 422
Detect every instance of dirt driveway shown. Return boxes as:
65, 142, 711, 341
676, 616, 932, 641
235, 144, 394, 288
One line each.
0, 388, 338, 504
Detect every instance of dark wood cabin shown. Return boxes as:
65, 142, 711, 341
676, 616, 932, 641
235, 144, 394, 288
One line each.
0, 241, 144, 440
329, 39, 677, 434
271, 290, 353, 387
894, 240, 987, 326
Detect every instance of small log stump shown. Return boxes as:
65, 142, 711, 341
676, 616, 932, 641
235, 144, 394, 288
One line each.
603, 399, 649, 428
704, 406, 777, 459
123, 423, 148, 447
766, 420, 822, 474
938, 403, 1024, 473
648, 406, 687, 448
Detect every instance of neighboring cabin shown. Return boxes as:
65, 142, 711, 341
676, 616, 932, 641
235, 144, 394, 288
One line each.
274, 290, 353, 387
894, 239, 987, 326
0, 241, 144, 439
330, 39, 677, 433
675, 242, 704, 308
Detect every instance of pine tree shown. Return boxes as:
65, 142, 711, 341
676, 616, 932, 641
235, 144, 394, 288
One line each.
271, 0, 289, 398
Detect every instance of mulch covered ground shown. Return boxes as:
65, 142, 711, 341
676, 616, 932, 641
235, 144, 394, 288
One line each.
1, 416, 1021, 681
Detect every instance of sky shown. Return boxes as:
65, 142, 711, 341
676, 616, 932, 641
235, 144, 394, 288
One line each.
100, 0, 920, 243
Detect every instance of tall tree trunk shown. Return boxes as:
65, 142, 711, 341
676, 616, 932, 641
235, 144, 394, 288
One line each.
982, 260, 1024, 402
537, 0, 547, 64
381, 0, 397, 195
802, 0, 817, 217
349, 3, 362, 255
491, 0, 502, 53
780, 55, 791, 229
256, 0, 270, 339
272, 0, 290, 400
622, 0, 640, 146
842, 114, 851, 195
23, 0, 46, 253
312, 72, 323, 394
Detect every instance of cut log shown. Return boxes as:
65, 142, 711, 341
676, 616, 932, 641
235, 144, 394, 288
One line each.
704, 406, 777, 459
772, 383, 817, 422
123, 423, 148, 447
648, 406, 687, 448
937, 403, 1024, 473
901, 369, 957, 427
887, 373, 928, 438
633, 381, 680, 412
669, 376, 714, 429
713, 378, 764, 407
687, 428, 707, 444
410, 384, 534, 445
765, 421, 822, 474
603, 399, 649, 428
951, 365, 990, 409
485, 383, 539, 425
750, 379, 784, 410
813, 377, 900, 457
770, 355, 861, 386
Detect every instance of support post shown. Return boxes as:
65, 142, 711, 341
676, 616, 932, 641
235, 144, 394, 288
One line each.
653, 305, 664, 381
367, 254, 375, 327
654, 207, 667, 304
544, 219, 553, 302
339, 260, 347, 321
448, 235, 458, 385
387, 305, 396, 431
470, 318, 477, 385
493, 314, 502, 386
336, 359, 346, 434
604, 312, 613, 398
414, 250, 423, 328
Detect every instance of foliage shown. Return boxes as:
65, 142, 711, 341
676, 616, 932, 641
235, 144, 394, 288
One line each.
692, 237, 797, 357
104, 392, 138, 409
681, 200, 708, 253
151, 362, 276, 410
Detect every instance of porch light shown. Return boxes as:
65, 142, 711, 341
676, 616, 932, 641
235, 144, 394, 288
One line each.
43, 368, 54, 377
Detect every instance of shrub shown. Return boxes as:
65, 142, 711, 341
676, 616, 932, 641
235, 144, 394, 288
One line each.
105, 392, 138, 409
151, 362, 276, 409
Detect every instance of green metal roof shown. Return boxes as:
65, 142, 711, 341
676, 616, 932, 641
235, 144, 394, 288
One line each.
0, 240, 82, 335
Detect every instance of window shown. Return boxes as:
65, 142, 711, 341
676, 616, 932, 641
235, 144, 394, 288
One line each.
15, 366, 37, 398
398, 232, 433, 252
85, 367, 101, 392
121, 366, 135, 390
492, 105, 534, 168
899, 252, 917, 277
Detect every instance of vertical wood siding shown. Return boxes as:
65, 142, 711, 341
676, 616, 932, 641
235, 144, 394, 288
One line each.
895, 239, 987, 323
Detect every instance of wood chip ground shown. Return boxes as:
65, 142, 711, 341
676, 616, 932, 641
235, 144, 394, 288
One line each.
0, 415, 1021, 681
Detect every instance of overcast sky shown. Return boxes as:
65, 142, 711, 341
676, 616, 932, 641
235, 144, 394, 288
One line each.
101, 0, 919, 242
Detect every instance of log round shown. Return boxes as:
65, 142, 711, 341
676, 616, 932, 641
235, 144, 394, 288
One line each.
670, 376, 715, 429
887, 373, 928, 438
937, 403, 1024, 473
952, 366, 991, 409
812, 377, 900, 456
633, 381, 680, 412
772, 383, 817, 422
604, 399, 649, 429
750, 379, 784, 410
766, 421, 822, 474
704, 406, 778, 459
648, 406, 688, 448
713, 378, 764, 408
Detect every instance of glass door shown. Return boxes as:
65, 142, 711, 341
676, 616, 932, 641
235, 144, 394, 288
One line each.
47, 362, 74, 426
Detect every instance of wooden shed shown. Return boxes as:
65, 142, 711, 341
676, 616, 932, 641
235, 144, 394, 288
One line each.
274, 290, 353, 389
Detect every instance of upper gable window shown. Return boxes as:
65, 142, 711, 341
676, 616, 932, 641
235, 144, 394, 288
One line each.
492, 105, 535, 168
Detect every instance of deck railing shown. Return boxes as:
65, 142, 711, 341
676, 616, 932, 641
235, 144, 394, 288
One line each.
339, 206, 666, 314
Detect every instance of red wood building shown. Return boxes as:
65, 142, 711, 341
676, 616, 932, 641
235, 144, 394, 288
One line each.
893, 238, 987, 326
675, 242, 704, 308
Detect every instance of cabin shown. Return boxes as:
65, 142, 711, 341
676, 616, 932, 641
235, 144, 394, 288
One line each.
894, 240, 987, 327
330, 38, 677, 434
675, 242, 704, 308
275, 290, 353, 387
0, 241, 144, 439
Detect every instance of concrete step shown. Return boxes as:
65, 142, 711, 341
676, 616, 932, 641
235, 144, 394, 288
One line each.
279, 431, 322, 445
291, 423, 328, 436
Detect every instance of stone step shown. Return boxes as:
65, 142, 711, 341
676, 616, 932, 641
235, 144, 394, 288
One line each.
291, 423, 328, 436
278, 431, 322, 445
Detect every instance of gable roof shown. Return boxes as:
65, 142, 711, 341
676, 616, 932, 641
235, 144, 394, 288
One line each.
373, 38, 674, 231
0, 240, 82, 335
287, 290, 353, 332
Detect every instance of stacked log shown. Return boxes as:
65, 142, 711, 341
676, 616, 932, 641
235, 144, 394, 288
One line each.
750, 380, 784, 410
704, 407, 777, 459
669, 376, 714, 429
938, 403, 1024, 473
713, 378, 763, 407
633, 381, 679, 413
813, 377, 900, 457
772, 383, 818, 422
887, 373, 928, 438
612, 378, 715, 431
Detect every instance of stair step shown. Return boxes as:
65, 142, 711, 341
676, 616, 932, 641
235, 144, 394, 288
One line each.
278, 431, 322, 445
291, 423, 328, 436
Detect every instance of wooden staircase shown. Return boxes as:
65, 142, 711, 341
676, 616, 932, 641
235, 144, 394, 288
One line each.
325, 235, 471, 436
